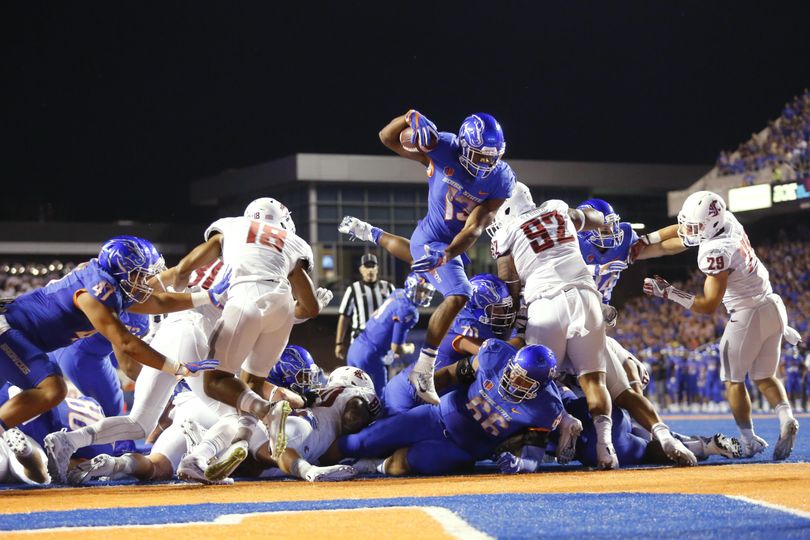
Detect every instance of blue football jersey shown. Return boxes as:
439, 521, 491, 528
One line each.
354, 290, 419, 356
436, 315, 498, 370
4, 260, 130, 352
578, 222, 637, 303
784, 346, 802, 375
438, 339, 563, 459
418, 132, 515, 244
51, 310, 151, 360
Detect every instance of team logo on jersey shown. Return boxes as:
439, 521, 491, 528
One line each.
707, 200, 721, 217
483, 379, 494, 391
444, 166, 455, 177
587, 255, 595, 262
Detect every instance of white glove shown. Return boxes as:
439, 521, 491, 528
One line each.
316, 288, 333, 311
643, 275, 695, 309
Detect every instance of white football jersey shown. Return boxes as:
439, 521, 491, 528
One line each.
491, 199, 596, 303
205, 216, 313, 287
292, 385, 379, 462
161, 259, 230, 336
697, 211, 771, 311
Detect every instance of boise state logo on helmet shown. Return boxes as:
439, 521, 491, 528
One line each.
98, 236, 161, 303
458, 113, 506, 179
467, 274, 515, 335
499, 344, 557, 404
267, 345, 323, 394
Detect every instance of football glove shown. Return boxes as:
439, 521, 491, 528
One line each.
207, 270, 231, 308
405, 109, 438, 149
177, 358, 219, 377
316, 287, 333, 311
411, 244, 447, 274
643, 275, 695, 309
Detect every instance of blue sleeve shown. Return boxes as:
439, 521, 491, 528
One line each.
490, 165, 516, 200
476, 339, 516, 372
81, 267, 124, 312
425, 132, 456, 162
391, 321, 408, 346
120, 312, 149, 338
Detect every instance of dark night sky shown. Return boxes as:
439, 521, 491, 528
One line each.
3, 2, 809, 223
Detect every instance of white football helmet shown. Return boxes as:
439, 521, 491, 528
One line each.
677, 190, 727, 247
244, 197, 296, 234
327, 366, 375, 393
486, 182, 536, 237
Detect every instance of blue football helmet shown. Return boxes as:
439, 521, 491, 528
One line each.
577, 198, 624, 249
458, 113, 506, 179
404, 272, 436, 307
467, 274, 515, 336
498, 344, 557, 404
98, 236, 162, 303
267, 345, 325, 394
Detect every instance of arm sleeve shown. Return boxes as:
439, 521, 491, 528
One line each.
391, 321, 408, 346
476, 339, 516, 372
491, 166, 516, 200
204, 218, 228, 241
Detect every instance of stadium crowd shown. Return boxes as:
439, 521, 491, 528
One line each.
0, 261, 74, 298
716, 89, 810, 180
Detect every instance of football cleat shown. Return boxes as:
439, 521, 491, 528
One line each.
68, 454, 120, 485
304, 464, 358, 482
181, 419, 206, 452
408, 367, 440, 405
661, 437, 698, 466
555, 412, 583, 465
3, 428, 32, 459
263, 400, 292, 460
43, 429, 76, 484
205, 440, 249, 482
706, 433, 742, 459
740, 434, 769, 458
338, 216, 376, 243
773, 418, 799, 461
177, 454, 233, 485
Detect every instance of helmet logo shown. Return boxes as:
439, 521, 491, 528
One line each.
483, 379, 494, 391
444, 166, 454, 176
462, 115, 485, 146
707, 200, 721, 218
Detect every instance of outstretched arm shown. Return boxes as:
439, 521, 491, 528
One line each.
643, 271, 729, 314
155, 234, 223, 291
632, 225, 685, 261
446, 198, 505, 260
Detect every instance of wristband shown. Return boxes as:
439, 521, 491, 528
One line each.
191, 291, 210, 307
647, 231, 662, 244
668, 286, 696, 309
162, 357, 181, 376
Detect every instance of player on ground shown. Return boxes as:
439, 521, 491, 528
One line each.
488, 183, 620, 469
346, 273, 433, 392
639, 191, 801, 459
377, 110, 515, 404
327, 340, 563, 477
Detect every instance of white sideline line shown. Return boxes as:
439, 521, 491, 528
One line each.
2, 505, 494, 538
726, 495, 810, 521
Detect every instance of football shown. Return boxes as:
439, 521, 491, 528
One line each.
399, 127, 419, 152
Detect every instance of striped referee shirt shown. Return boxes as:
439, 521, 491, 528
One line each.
338, 279, 395, 339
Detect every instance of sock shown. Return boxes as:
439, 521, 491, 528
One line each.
593, 414, 613, 446
739, 427, 755, 442
775, 402, 795, 429
290, 457, 313, 480
234, 414, 258, 443
415, 347, 437, 372
377, 458, 389, 474
651, 422, 675, 443
370, 227, 383, 244
193, 418, 238, 461
237, 389, 269, 418
118, 454, 139, 475
65, 416, 145, 447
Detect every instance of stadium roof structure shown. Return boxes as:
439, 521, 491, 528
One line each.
190, 153, 709, 206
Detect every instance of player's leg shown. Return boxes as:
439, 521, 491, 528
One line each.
2, 429, 49, 484
0, 331, 66, 431
750, 307, 798, 460
339, 403, 443, 460
55, 347, 124, 417
719, 308, 767, 457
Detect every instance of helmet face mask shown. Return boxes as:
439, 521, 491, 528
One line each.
458, 113, 506, 179
578, 199, 623, 249
677, 191, 727, 247
268, 345, 323, 394
467, 274, 515, 336
497, 345, 557, 404
405, 273, 436, 307
99, 237, 162, 304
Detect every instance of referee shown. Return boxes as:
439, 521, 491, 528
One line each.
335, 253, 394, 361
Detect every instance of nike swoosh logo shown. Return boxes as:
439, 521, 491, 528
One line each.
511, 408, 521, 414
729, 319, 737, 323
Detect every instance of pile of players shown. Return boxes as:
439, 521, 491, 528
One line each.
0, 108, 802, 486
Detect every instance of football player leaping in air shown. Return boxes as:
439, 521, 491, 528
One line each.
373, 110, 515, 405
636, 190, 801, 460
